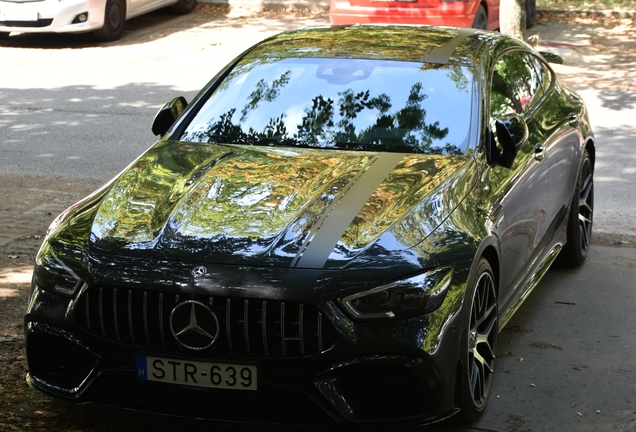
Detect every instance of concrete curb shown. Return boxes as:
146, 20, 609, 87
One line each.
199, 0, 330, 12
538, 7, 636, 19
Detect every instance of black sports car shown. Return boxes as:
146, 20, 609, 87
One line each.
25, 25, 595, 428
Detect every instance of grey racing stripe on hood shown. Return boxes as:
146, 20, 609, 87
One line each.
292, 152, 405, 269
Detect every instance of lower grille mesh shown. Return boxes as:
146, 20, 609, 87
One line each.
75, 287, 337, 358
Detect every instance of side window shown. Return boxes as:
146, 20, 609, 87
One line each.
490, 51, 544, 119
490, 57, 518, 119
531, 55, 553, 95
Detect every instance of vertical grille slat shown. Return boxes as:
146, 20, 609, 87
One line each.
99, 287, 105, 337
299, 304, 305, 355
77, 287, 336, 358
226, 298, 233, 354
128, 290, 135, 344
318, 312, 323, 352
244, 299, 250, 355
143, 291, 150, 346
159, 293, 165, 348
113, 289, 120, 341
85, 292, 91, 330
262, 301, 268, 356
280, 302, 287, 356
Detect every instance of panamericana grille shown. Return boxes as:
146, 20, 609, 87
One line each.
75, 286, 337, 358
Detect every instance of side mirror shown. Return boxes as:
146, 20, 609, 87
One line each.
538, 51, 563, 64
495, 113, 529, 169
152, 96, 188, 137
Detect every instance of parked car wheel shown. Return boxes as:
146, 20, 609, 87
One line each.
526, 0, 537, 28
457, 258, 498, 422
169, 0, 196, 14
94, 0, 126, 42
557, 149, 594, 267
472, 5, 488, 30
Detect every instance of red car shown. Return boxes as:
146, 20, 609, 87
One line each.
329, 0, 536, 30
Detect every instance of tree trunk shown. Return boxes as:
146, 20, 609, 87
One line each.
500, 0, 526, 40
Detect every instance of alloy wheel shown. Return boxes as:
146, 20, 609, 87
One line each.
467, 270, 497, 408
577, 157, 594, 256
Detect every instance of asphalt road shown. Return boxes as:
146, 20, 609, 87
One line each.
1, 8, 636, 432
0, 6, 329, 180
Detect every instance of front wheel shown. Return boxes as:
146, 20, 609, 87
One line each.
472, 5, 488, 30
557, 149, 594, 267
94, 0, 126, 42
457, 258, 498, 422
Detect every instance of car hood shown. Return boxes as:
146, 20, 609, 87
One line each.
79, 141, 474, 270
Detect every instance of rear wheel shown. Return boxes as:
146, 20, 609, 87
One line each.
94, 0, 126, 42
169, 0, 196, 14
557, 149, 594, 267
526, 0, 537, 28
472, 5, 488, 30
457, 258, 498, 422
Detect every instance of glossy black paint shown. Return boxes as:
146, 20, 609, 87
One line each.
25, 25, 594, 428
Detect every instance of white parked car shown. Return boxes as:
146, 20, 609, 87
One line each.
0, 0, 195, 41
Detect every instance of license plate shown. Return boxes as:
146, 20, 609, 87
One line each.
136, 355, 257, 390
0, 8, 39, 22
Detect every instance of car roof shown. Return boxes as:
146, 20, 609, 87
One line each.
244, 25, 513, 67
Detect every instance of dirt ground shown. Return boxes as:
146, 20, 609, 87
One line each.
1, 8, 636, 432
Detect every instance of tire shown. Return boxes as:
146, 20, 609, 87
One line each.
526, 0, 537, 28
556, 149, 594, 267
169, 0, 196, 14
457, 258, 498, 423
0, 32, 9, 40
94, 0, 126, 42
472, 5, 488, 30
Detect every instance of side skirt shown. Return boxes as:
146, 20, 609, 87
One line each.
499, 244, 562, 330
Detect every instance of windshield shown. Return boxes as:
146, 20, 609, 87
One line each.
180, 58, 473, 154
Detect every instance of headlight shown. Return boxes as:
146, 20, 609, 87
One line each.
34, 217, 87, 299
44, 202, 81, 240
33, 244, 85, 298
341, 265, 453, 320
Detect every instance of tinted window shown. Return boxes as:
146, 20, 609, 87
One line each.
531, 56, 553, 94
181, 58, 473, 155
490, 51, 543, 119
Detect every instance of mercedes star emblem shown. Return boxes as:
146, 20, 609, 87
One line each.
191, 266, 207, 278
169, 300, 219, 350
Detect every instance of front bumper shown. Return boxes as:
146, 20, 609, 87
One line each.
0, 0, 105, 34
25, 263, 470, 428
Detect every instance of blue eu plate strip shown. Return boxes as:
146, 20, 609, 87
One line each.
136, 355, 148, 380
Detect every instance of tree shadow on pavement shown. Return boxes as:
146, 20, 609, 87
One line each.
530, 16, 636, 111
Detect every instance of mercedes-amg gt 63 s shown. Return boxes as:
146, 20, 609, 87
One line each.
25, 25, 595, 428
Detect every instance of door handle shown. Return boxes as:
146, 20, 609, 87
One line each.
534, 144, 546, 161
568, 113, 580, 127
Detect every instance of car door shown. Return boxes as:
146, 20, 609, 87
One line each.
487, 50, 551, 309
527, 55, 584, 239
